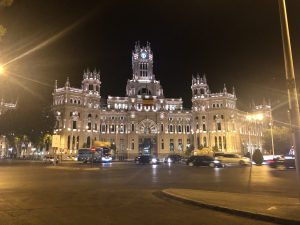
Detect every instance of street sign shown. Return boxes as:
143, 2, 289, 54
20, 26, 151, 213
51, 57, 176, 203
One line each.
52, 135, 61, 148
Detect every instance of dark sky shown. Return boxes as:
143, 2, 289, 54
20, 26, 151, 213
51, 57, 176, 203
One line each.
1, 0, 300, 130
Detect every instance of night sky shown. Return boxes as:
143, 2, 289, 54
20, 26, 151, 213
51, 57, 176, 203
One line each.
1, 0, 300, 133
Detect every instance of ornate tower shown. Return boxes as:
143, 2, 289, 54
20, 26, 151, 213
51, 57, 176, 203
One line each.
132, 41, 154, 81
191, 74, 210, 97
82, 68, 101, 96
126, 42, 164, 98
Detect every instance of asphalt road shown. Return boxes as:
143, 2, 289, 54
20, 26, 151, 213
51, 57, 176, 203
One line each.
0, 160, 298, 225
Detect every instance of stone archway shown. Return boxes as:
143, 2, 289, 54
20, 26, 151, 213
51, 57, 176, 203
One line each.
137, 119, 158, 155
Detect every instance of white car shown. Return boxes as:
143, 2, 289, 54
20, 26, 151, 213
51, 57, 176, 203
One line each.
215, 153, 251, 166
43, 156, 59, 164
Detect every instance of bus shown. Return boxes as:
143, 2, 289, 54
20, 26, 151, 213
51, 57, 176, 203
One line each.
77, 147, 112, 163
97, 147, 112, 162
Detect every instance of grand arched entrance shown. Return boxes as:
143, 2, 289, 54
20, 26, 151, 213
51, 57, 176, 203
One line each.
137, 119, 158, 156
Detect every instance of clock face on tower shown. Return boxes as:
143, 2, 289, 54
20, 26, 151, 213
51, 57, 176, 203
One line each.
141, 52, 147, 59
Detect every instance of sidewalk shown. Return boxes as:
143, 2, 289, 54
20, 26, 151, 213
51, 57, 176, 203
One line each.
161, 188, 300, 225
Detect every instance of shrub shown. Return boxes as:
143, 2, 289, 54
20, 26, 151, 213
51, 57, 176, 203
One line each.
252, 149, 263, 165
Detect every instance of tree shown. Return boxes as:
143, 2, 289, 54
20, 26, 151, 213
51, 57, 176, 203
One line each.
262, 126, 291, 155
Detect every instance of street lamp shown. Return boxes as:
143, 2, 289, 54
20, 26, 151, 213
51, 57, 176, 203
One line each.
278, 0, 300, 201
0, 65, 5, 75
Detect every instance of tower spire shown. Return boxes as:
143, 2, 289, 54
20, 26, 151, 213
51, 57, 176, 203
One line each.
223, 84, 227, 93
65, 77, 70, 88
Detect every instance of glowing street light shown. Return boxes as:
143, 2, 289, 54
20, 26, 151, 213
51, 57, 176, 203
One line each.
0, 65, 5, 75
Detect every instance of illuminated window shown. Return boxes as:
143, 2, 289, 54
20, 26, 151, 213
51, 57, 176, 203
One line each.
170, 139, 174, 152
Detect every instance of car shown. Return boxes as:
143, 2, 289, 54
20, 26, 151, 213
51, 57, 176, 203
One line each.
135, 155, 159, 164
164, 154, 182, 163
43, 156, 59, 164
215, 153, 251, 166
268, 155, 295, 170
186, 155, 223, 168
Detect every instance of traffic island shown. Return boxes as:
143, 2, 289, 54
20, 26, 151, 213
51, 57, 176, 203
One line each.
160, 188, 300, 225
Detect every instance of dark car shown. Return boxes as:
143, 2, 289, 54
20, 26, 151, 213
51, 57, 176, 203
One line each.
186, 155, 223, 168
164, 154, 182, 163
135, 155, 159, 164
269, 155, 295, 170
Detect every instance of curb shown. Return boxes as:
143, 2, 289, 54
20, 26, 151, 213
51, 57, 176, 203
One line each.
46, 166, 101, 171
160, 190, 300, 225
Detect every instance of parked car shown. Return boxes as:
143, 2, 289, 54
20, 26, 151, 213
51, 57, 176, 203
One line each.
186, 155, 223, 168
164, 154, 182, 163
135, 155, 159, 164
268, 155, 295, 170
215, 153, 251, 166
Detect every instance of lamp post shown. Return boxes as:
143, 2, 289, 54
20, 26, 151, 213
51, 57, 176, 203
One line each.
269, 111, 275, 156
278, 0, 300, 201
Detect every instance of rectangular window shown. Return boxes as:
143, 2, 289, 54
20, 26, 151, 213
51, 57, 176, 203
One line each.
72, 121, 77, 129
120, 125, 124, 133
56, 120, 60, 129
88, 122, 91, 130
217, 122, 221, 131
131, 123, 135, 132
131, 139, 134, 150
170, 139, 174, 152
161, 124, 164, 132
101, 124, 106, 133
161, 139, 164, 149
67, 135, 71, 149
203, 123, 206, 131
223, 136, 226, 149
120, 139, 125, 151
94, 123, 97, 130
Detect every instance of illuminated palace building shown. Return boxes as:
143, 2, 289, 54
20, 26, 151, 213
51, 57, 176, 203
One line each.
52, 43, 271, 158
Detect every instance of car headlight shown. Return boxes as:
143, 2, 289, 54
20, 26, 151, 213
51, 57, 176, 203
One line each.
213, 160, 220, 163
167, 158, 172, 163
152, 158, 157, 163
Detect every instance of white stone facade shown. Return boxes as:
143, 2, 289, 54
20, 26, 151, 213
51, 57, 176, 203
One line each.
52, 43, 271, 159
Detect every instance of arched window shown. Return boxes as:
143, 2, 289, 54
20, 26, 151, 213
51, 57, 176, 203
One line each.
178, 125, 182, 133
87, 136, 91, 148
138, 88, 151, 95
186, 125, 190, 133
72, 136, 75, 150
214, 136, 218, 147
